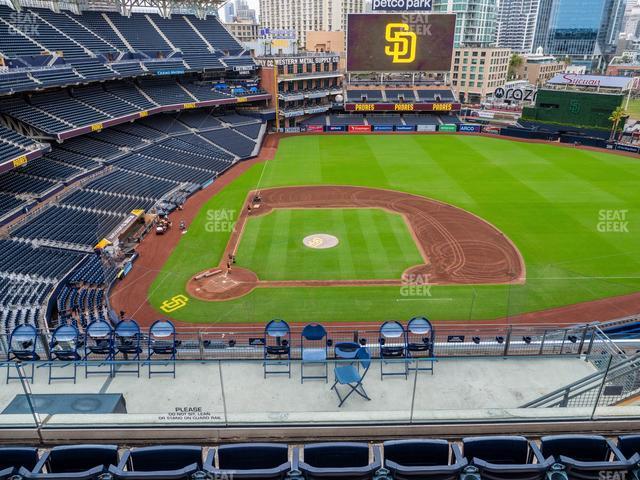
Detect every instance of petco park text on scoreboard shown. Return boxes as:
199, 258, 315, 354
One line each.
373, 0, 433, 11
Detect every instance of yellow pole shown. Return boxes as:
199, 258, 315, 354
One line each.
274, 65, 280, 131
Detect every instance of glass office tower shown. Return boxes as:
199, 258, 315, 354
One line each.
532, 0, 626, 70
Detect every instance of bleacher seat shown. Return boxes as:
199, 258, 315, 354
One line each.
105, 12, 172, 52
0, 108, 265, 335
189, 15, 243, 53
12, 205, 125, 247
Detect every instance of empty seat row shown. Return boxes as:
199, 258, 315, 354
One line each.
0, 239, 83, 279
11, 205, 125, 247
60, 189, 155, 215
3, 436, 640, 480
85, 169, 178, 200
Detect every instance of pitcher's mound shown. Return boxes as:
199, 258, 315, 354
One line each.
303, 234, 339, 249
187, 267, 258, 301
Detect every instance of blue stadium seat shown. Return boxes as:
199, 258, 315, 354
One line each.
108, 446, 203, 479
23, 444, 118, 479
0, 447, 39, 480
463, 436, 553, 480
540, 435, 628, 480
205, 443, 290, 479
295, 443, 381, 480
617, 434, 640, 464
383, 439, 467, 480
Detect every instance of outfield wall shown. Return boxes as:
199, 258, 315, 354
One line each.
522, 89, 624, 131
276, 124, 639, 156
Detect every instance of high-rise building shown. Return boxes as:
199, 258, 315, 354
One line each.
433, 0, 498, 47
235, 0, 258, 23
224, 2, 235, 23
496, 0, 541, 53
532, 0, 626, 70
259, 0, 366, 49
450, 47, 511, 102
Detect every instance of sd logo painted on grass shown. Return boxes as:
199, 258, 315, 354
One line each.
160, 294, 189, 313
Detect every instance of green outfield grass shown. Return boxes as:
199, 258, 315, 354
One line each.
236, 208, 423, 281
148, 134, 640, 324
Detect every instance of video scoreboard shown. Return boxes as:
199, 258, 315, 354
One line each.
347, 13, 455, 72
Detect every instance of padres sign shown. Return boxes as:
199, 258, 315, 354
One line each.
347, 13, 455, 72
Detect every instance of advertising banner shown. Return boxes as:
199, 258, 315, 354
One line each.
416, 124, 437, 132
438, 124, 457, 132
457, 124, 482, 133
395, 125, 416, 132
372, 125, 394, 132
347, 14, 455, 72
327, 125, 347, 132
349, 125, 373, 132
346, 102, 460, 112
306, 125, 325, 133
614, 143, 640, 153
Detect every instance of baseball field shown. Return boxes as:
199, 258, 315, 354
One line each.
131, 134, 640, 324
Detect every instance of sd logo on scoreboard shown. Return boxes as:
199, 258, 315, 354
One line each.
347, 13, 455, 72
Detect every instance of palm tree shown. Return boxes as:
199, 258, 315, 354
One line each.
609, 106, 628, 142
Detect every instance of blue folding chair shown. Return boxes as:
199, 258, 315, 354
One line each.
114, 319, 142, 377
84, 320, 114, 378
147, 320, 177, 378
48, 323, 81, 384
264, 319, 291, 378
7, 324, 41, 384
301, 323, 329, 383
379, 321, 408, 379
331, 347, 372, 407
406, 316, 436, 374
